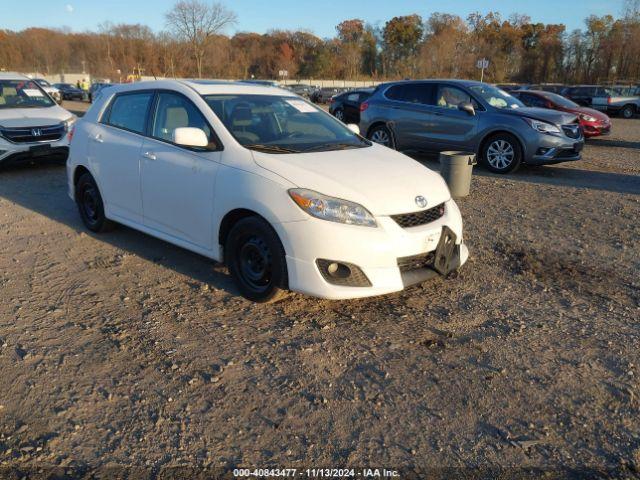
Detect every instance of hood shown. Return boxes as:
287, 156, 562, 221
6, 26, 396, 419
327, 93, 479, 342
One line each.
252, 143, 451, 216
503, 107, 577, 125
0, 105, 72, 128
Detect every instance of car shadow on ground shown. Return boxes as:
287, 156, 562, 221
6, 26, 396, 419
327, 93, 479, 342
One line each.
0, 162, 238, 295
587, 138, 640, 150
411, 154, 640, 196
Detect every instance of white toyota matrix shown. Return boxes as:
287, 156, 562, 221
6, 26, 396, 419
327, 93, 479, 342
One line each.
67, 80, 468, 302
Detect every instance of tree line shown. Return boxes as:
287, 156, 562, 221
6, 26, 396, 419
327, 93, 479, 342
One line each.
1, 0, 639, 84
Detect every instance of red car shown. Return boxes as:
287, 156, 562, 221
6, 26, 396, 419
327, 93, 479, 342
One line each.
513, 90, 612, 138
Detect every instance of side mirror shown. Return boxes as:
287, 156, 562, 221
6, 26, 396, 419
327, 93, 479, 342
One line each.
458, 102, 476, 116
173, 127, 209, 148
347, 124, 360, 135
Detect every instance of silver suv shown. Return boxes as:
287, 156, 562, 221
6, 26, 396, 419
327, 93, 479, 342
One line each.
360, 80, 585, 174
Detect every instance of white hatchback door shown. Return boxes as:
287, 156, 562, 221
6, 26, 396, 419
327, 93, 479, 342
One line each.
140, 91, 221, 250
89, 91, 154, 224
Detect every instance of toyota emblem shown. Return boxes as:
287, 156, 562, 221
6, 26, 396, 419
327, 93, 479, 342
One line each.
415, 196, 427, 208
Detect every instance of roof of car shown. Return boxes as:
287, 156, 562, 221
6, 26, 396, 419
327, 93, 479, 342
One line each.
513, 90, 550, 95
106, 79, 296, 97
377, 79, 490, 89
0, 72, 30, 81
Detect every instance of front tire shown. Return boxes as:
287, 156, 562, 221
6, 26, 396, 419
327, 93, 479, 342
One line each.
621, 105, 635, 119
481, 133, 522, 174
225, 217, 288, 303
75, 173, 114, 233
367, 124, 396, 149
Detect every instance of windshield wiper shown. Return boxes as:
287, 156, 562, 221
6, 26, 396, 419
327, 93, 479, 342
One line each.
303, 142, 365, 152
245, 144, 301, 154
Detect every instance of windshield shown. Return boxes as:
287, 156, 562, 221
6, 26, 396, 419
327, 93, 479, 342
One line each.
203, 94, 370, 154
470, 85, 524, 109
0, 80, 55, 109
544, 92, 579, 108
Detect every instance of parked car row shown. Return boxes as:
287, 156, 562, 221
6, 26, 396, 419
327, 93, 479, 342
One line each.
498, 83, 639, 119
357, 80, 586, 174
0, 73, 620, 304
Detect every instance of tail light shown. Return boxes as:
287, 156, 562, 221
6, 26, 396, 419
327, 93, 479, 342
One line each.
68, 125, 76, 143
608, 97, 612, 104
329, 97, 335, 104
360, 102, 369, 112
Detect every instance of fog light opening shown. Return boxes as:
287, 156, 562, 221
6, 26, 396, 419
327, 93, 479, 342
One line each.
327, 262, 351, 279
316, 259, 371, 287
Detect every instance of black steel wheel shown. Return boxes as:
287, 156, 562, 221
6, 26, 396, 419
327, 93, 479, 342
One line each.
75, 172, 114, 233
225, 217, 288, 303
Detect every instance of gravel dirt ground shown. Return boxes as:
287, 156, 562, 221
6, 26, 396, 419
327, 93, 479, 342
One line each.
0, 103, 639, 479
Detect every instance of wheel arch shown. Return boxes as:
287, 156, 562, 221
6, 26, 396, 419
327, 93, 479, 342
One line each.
478, 129, 526, 159
218, 208, 268, 248
73, 165, 91, 188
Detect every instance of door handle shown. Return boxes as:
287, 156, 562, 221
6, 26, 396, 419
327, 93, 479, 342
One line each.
92, 134, 104, 143
142, 151, 157, 161
433, 111, 444, 116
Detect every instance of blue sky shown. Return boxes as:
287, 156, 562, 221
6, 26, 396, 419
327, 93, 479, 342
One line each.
2, 0, 623, 38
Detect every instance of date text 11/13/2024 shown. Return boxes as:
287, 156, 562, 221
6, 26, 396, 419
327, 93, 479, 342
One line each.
233, 468, 400, 477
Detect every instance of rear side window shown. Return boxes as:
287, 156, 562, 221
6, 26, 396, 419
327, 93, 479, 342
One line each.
384, 84, 434, 104
520, 93, 547, 108
104, 92, 154, 134
151, 92, 213, 145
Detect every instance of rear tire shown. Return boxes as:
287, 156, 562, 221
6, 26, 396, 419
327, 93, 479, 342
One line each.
225, 217, 289, 303
621, 105, 636, 119
367, 124, 396, 149
480, 133, 522, 174
75, 173, 114, 233
334, 108, 345, 122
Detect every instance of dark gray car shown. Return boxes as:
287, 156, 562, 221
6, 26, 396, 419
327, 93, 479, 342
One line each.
360, 80, 584, 173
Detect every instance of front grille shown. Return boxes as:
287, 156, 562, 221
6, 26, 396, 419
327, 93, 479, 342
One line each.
0, 124, 65, 143
562, 124, 581, 139
397, 252, 435, 273
391, 203, 445, 228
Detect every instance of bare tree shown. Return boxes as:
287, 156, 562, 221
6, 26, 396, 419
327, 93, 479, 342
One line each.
165, 0, 237, 78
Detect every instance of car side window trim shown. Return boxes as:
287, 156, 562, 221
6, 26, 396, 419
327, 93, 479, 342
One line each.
147, 89, 224, 153
100, 89, 155, 137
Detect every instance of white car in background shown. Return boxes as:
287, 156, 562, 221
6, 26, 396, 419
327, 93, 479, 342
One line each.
33, 78, 63, 104
0, 72, 75, 166
67, 80, 468, 302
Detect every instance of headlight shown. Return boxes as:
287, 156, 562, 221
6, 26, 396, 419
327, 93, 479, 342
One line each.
580, 114, 597, 122
62, 115, 77, 132
289, 188, 377, 227
524, 118, 561, 134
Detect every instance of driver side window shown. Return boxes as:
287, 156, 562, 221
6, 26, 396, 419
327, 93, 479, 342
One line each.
152, 92, 214, 147
435, 85, 478, 109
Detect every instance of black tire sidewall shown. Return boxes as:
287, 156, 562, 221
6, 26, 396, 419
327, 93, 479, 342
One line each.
76, 173, 108, 232
622, 106, 634, 119
225, 217, 288, 303
368, 125, 396, 149
481, 133, 522, 174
